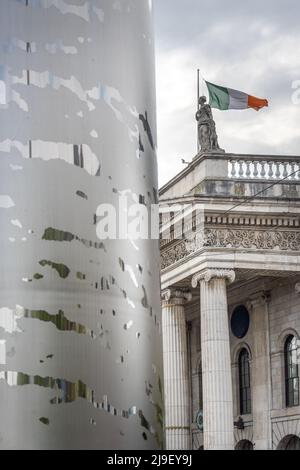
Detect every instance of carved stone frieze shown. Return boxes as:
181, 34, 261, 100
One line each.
160, 228, 300, 270
204, 228, 300, 250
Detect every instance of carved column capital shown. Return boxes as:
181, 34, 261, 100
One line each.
246, 291, 271, 311
191, 268, 235, 288
161, 288, 192, 305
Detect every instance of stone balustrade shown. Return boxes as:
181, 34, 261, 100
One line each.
228, 156, 300, 181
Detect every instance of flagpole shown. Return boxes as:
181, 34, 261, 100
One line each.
197, 68, 200, 153
197, 68, 200, 110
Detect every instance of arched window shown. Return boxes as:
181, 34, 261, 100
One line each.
235, 439, 254, 450
285, 335, 299, 407
277, 435, 300, 450
238, 348, 251, 415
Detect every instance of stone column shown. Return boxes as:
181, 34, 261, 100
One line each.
192, 269, 235, 450
161, 288, 192, 450
247, 292, 272, 450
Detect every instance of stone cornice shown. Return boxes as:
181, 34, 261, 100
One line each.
191, 269, 235, 287
159, 151, 227, 196
205, 214, 300, 229
159, 152, 300, 196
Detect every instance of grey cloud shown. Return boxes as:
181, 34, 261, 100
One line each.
154, 0, 300, 185
155, 0, 300, 49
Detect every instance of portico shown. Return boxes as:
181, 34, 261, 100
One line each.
160, 150, 300, 450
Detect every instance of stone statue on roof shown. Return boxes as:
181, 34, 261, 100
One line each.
196, 96, 224, 153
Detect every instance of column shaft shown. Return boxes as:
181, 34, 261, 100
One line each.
249, 293, 272, 450
162, 290, 191, 450
192, 269, 235, 450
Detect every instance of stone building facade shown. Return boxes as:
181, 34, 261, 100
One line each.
159, 151, 300, 450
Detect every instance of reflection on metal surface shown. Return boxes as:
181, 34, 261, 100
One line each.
0, 195, 15, 208
39, 260, 70, 278
139, 111, 155, 150
119, 257, 139, 288
42, 227, 105, 250
76, 190, 88, 200
0, 0, 162, 450
124, 320, 133, 331
141, 286, 149, 308
45, 42, 78, 55
0, 305, 91, 336
0, 340, 6, 364
11, 219, 23, 228
0, 369, 160, 441
33, 273, 44, 280
39, 417, 50, 425
0, 306, 24, 333
0, 139, 101, 176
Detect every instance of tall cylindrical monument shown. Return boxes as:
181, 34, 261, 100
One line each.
0, 0, 163, 449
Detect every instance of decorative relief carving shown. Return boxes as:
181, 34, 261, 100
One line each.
161, 229, 300, 270
161, 288, 192, 304
160, 214, 300, 245
161, 235, 203, 270
205, 228, 300, 250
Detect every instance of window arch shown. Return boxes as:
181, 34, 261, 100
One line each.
277, 435, 300, 450
238, 348, 251, 415
285, 335, 299, 407
235, 439, 254, 450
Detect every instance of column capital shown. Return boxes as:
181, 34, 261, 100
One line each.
161, 288, 192, 304
191, 268, 235, 288
246, 290, 271, 311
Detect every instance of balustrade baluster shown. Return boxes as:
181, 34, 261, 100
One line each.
253, 161, 259, 178
246, 161, 251, 178
228, 157, 300, 182
238, 161, 244, 177
230, 160, 236, 177
267, 161, 274, 178
290, 162, 295, 180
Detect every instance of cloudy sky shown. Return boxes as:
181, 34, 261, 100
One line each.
153, 0, 300, 186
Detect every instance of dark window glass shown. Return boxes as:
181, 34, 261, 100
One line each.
239, 348, 251, 415
231, 305, 250, 339
285, 336, 299, 408
235, 439, 254, 450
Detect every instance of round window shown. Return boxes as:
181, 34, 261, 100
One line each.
231, 305, 250, 339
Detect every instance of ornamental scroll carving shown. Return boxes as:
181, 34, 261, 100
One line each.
204, 228, 300, 250
191, 269, 235, 288
160, 228, 300, 270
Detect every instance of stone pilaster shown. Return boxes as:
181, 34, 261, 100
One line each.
192, 269, 235, 450
161, 288, 192, 450
247, 291, 272, 450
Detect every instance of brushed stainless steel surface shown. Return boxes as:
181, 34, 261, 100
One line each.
0, 0, 163, 449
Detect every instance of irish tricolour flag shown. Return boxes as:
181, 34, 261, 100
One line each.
206, 81, 268, 111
